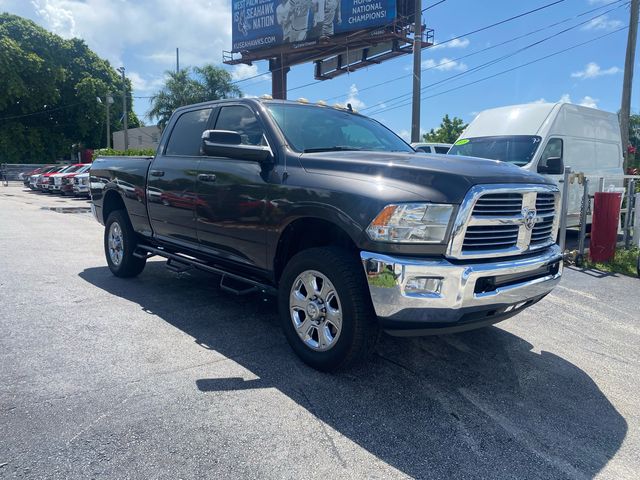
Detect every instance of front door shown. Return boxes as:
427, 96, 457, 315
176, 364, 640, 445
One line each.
148, 107, 213, 244
195, 104, 271, 269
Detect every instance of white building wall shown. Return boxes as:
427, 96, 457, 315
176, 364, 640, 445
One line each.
112, 126, 161, 150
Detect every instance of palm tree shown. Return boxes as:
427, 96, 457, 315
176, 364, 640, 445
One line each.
148, 65, 242, 129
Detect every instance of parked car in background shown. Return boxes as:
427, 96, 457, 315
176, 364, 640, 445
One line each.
23, 166, 49, 188
448, 102, 624, 226
36, 165, 67, 191
73, 172, 90, 197
60, 164, 91, 195
29, 165, 58, 190
411, 142, 452, 154
50, 163, 88, 193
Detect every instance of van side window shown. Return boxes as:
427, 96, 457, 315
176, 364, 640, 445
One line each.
214, 106, 265, 146
537, 138, 563, 173
165, 108, 213, 156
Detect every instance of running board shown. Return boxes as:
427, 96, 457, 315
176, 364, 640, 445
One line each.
135, 244, 276, 295
166, 258, 191, 273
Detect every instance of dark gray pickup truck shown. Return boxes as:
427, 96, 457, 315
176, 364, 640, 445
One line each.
90, 98, 562, 371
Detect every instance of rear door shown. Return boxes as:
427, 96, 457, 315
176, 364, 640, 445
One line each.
147, 107, 214, 244
195, 104, 271, 269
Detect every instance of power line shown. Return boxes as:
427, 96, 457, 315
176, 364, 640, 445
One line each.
360, 2, 629, 113
432, 0, 568, 49
320, 0, 627, 102
423, 0, 448, 13
0, 102, 84, 122
287, 0, 576, 96
367, 25, 630, 116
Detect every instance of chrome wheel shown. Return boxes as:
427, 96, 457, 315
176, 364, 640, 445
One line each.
108, 221, 124, 266
289, 270, 343, 352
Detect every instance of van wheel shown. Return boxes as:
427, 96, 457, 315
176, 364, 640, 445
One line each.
104, 210, 146, 278
278, 247, 379, 372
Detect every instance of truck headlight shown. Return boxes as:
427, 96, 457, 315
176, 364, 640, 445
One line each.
366, 203, 454, 243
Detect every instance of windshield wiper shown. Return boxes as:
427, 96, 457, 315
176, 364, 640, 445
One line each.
303, 146, 362, 153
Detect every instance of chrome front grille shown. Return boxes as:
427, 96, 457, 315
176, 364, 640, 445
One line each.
530, 192, 556, 245
463, 224, 520, 250
447, 184, 560, 260
472, 193, 523, 216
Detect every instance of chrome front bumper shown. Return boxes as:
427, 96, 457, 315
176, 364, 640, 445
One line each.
360, 245, 562, 335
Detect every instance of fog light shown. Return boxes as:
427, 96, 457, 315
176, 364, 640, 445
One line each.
405, 277, 443, 296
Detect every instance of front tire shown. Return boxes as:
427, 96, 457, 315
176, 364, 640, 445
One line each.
278, 247, 379, 372
104, 210, 146, 278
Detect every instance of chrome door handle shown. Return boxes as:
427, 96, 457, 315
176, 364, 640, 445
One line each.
150, 170, 165, 177
198, 174, 216, 182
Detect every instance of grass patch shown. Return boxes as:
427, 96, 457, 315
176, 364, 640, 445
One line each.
585, 248, 639, 277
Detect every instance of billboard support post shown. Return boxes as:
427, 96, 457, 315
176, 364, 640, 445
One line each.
410, 0, 422, 143
269, 57, 289, 100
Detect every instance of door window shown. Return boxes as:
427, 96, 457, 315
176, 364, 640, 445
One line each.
434, 146, 450, 154
537, 138, 563, 172
165, 108, 213, 156
214, 106, 265, 146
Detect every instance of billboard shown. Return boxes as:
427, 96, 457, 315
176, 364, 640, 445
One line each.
231, 0, 397, 52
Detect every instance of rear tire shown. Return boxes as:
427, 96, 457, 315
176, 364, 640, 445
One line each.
104, 210, 146, 278
278, 247, 379, 372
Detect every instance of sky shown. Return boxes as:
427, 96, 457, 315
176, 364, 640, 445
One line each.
1, 0, 638, 140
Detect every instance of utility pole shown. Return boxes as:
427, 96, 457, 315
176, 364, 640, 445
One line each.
176, 47, 180, 73
117, 67, 129, 150
105, 93, 114, 149
411, 0, 422, 143
620, 0, 639, 171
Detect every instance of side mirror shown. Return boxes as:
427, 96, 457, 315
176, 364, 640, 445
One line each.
201, 129, 272, 163
538, 156, 564, 175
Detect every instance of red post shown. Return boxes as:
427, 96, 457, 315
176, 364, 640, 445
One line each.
589, 192, 623, 262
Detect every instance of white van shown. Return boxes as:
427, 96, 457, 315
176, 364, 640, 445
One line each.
448, 102, 624, 226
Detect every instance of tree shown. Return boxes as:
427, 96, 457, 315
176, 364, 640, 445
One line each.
422, 114, 468, 144
148, 65, 241, 129
0, 14, 141, 163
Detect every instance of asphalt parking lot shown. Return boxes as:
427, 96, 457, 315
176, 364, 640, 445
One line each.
1, 184, 639, 479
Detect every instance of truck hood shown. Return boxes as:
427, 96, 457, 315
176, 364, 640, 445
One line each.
299, 151, 553, 203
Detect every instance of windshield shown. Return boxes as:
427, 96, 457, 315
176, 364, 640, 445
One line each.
448, 135, 542, 166
60, 164, 81, 173
266, 103, 413, 154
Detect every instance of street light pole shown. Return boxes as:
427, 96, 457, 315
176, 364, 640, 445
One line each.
106, 93, 114, 149
117, 67, 129, 150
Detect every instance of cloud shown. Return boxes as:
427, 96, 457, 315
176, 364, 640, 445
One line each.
28, 0, 232, 69
581, 15, 624, 31
128, 71, 165, 93
531, 98, 547, 104
398, 129, 410, 141
422, 58, 468, 72
571, 62, 621, 79
345, 84, 366, 110
557, 93, 598, 108
231, 64, 259, 81
431, 37, 470, 50
579, 96, 598, 108
559, 93, 572, 103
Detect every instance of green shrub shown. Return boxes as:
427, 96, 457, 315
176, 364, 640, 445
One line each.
585, 248, 639, 278
92, 148, 156, 160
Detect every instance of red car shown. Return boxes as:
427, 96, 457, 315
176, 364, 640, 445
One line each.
50, 163, 91, 194
36, 165, 68, 191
